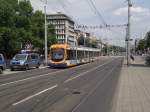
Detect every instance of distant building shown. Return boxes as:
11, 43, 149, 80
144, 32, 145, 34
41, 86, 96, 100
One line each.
47, 12, 76, 46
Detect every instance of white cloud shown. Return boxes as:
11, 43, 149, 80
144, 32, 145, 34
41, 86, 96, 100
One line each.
30, 0, 150, 46
113, 6, 150, 23
30, 0, 43, 11
114, 6, 150, 16
132, 7, 149, 13
131, 16, 141, 22
113, 7, 127, 16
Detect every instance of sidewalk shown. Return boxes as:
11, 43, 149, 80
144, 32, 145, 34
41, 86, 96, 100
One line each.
2, 65, 47, 75
111, 56, 150, 112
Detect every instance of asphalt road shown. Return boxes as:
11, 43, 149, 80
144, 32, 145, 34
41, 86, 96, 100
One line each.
0, 57, 123, 112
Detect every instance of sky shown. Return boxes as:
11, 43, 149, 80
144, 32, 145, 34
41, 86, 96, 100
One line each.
30, 0, 150, 47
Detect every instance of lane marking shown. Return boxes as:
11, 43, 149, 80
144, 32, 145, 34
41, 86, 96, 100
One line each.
64, 59, 115, 83
1, 57, 108, 76
71, 64, 118, 112
0, 70, 65, 87
0, 58, 112, 88
12, 58, 115, 106
0, 63, 93, 87
12, 84, 58, 106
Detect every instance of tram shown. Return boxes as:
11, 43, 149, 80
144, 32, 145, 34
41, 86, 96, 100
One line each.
48, 44, 101, 68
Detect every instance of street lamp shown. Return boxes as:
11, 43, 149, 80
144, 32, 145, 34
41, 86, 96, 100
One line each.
40, 0, 48, 65
44, 4, 48, 65
84, 33, 86, 59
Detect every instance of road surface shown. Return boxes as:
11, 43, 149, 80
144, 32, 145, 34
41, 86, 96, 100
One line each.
0, 57, 123, 112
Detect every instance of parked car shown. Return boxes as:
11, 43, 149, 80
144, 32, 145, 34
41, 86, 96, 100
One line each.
10, 53, 40, 71
0, 54, 6, 74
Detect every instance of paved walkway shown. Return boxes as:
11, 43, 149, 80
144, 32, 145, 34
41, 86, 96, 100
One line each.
2, 65, 47, 75
111, 56, 150, 112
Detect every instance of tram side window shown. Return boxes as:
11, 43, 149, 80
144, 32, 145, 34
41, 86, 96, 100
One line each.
67, 50, 75, 60
77, 51, 83, 59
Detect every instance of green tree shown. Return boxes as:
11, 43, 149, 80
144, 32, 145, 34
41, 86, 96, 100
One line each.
31, 11, 57, 50
90, 39, 98, 48
0, 0, 57, 57
137, 39, 146, 52
85, 37, 91, 47
77, 35, 91, 47
16, 0, 33, 49
47, 25, 57, 46
78, 34, 84, 46
146, 31, 150, 48
0, 0, 18, 57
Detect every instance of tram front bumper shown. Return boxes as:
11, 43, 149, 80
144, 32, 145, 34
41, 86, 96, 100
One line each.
48, 63, 67, 68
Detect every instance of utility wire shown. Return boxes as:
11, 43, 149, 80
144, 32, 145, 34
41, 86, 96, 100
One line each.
109, 0, 128, 11
87, 0, 107, 26
86, 0, 127, 45
58, 0, 80, 27
58, 0, 95, 35
54, 0, 126, 46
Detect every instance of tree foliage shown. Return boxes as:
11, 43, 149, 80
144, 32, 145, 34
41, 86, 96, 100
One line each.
137, 39, 146, 51
0, 0, 57, 58
77, 34, 98, 48
146, 31, 150, 48
77, 34, 84, 46
90, 39, 98, 48
137, 31, 150, 53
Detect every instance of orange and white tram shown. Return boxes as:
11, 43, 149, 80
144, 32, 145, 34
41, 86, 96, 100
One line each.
48, 44, 101, 68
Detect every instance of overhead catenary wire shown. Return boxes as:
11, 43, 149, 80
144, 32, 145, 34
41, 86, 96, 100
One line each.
48, 0, 127, 47
109, 0, 128, 12
86, 0, 124, 45
85, 0, 128, 46
87, 0, 107, 26
58, 0, 96, 36
57, 0, 81, 27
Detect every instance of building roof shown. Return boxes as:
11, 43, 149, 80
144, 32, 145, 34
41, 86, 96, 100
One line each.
47, 12, 74, 23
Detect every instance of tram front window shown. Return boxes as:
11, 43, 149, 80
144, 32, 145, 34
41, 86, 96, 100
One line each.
51, 48, 64, 61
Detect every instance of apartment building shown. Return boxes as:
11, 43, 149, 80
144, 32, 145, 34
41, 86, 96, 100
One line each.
47, 13, 76, 46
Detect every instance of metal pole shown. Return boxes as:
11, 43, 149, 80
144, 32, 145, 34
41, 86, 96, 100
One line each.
107, 44, 108, 56
134, 39, 137, 56
127, 0, 132, 66
44, 1, 48, 65
126, 28, 129, 65
84, 33, 86, 59
75, 40, 78, 64
74, 36, 78, 64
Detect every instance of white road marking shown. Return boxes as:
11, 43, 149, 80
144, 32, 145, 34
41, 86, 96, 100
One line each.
12, 84, 58, 106
0, 70, 65, 87
64, 59, 114, 83
0, 63, 92, 87
0, 58, 112, 87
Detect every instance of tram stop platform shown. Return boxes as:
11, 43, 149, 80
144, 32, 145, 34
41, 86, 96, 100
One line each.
111, 56, 150, 112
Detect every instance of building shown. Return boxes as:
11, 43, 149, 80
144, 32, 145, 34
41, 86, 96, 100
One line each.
47, 12, 76, 46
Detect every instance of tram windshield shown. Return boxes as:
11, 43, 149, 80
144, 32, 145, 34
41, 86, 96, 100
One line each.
51, 48, 64, 61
